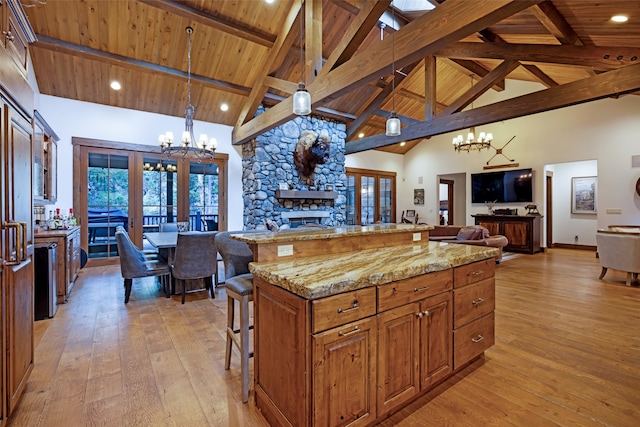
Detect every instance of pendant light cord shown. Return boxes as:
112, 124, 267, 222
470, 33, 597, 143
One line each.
299, 0, 304, 84
187, 26, 193, 107
391, 6, 395, 112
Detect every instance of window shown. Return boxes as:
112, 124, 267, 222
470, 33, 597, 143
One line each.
346, 168, 396, 225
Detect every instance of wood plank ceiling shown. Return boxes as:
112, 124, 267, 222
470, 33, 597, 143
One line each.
24, 0, 640, 155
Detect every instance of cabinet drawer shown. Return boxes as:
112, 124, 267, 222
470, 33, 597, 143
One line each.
312, 287, 377, 333
378, 270, 452, 312
453, 312, 495, 369
453, 259, 494, 288
453, 278, 495, 328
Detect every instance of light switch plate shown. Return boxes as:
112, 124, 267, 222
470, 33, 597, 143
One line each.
277, 244, 294, 257
606, 208, 622, 214
413, 233, 421, 241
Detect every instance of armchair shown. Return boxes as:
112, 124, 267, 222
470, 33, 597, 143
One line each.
596, 230, 640, 286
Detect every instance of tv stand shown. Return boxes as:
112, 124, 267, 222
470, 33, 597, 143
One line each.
473, 214, 542, 254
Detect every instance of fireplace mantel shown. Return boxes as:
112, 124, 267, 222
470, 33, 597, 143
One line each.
275, 190, 338, 200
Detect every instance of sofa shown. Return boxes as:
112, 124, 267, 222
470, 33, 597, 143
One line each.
596, 228, 640, 286
429, 225, 508, 263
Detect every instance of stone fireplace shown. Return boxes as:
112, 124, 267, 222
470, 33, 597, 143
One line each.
242, 109, 347, 230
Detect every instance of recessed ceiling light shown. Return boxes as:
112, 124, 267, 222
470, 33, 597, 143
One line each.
611, 15, 628, 23
220, 103, 229, 111
265, 0, 275, 4
358, 132, 365, 138
400, 141, 406, 146
110, 81, 121, 90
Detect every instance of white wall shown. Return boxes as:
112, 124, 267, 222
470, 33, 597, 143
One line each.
401, 79, 640, 245
545, 160, 598, 246
36, 95, 245, 230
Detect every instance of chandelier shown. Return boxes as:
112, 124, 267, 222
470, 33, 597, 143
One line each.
452, 74, 492, 152
159, 26, 217, 159
452, 127, 493, 152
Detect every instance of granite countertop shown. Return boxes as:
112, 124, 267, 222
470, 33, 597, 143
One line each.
232, 223, 433, 244
249, 241, 499, 300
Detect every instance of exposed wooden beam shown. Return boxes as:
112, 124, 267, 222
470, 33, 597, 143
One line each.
374, 109, 421, 125
521, 63, 558, 87
448, 58, 505, 91
530, 1, 582, 46
32, 35, 250, 96
440, 59, 520, 116
424, 54, 436, 121
233, 0, 542, 145
138, 0, 276, 48
234, 2, 301, 127
437, 42, 640, 70
264, 76, 298, 94
345, 63, 640, 153
306, 0, 323, 83
263, 93, 356, 121
318, 0, 391, 77
346, 62, 421, 139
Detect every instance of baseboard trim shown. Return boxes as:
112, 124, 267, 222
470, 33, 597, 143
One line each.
552, 243, 597, 251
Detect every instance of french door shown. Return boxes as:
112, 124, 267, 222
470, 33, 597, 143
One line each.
73, 138, 227, 265
346, 168, 396, 225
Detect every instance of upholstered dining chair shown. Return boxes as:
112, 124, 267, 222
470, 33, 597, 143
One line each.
159, 222, 179, 232
171, 231, 218, 304
215, 230, 256, 403
117, 225, 158, 260
115, 230, 170, 303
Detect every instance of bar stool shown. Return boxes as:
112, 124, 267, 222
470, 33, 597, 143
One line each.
214, 231, 256, 403
224, 273, 254, 403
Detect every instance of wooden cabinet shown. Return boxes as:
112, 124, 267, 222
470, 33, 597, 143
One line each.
312, 316, 377, 427
376, 287, 452, 416
473, 214, 542, 254
453, 260, 496, 369
1, 93, 35, 421
35, 226, 81, 303
33, 111, 59, 203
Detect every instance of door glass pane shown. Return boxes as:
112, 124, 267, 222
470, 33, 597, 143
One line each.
87, 153, 129, 259
189, 161, 220, 231
142, 158, 178, 232
379, 177, 392, 223
361, 176, 375, 225
346, 175, 356, 225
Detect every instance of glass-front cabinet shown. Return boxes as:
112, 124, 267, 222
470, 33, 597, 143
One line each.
33, 110, 58, 203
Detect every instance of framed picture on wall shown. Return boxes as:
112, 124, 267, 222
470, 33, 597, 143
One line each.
414, 189, 425, 205
571, 176, 597, 214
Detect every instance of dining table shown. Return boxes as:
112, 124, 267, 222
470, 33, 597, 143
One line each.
144, 231, 220, 295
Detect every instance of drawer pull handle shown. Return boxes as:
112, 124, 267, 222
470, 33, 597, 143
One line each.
471, 270, 485, 276
337, 300, 359, 313
338, 326, 360, 337
471, 335, 484, 343
416, 310, 430, 318
472, 297, 484, 305
414, 285, 430, 293
2, 31, 15, 42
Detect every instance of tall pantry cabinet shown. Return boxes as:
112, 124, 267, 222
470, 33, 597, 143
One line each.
0, 0, 37, 423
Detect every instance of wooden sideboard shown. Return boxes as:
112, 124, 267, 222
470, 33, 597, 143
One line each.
473, 214, 542, 254
35, 226, 81, 303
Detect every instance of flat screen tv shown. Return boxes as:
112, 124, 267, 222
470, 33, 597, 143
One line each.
471, 168, 533, 204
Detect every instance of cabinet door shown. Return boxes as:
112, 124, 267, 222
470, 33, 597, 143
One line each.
419, 292, 452, 390
503, 221, 529, 249
376, 303, 419, 416
478, 220, 499, 236
312, 317, 377, 427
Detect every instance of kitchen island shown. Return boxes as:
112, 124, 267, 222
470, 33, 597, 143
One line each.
237, 225, 499, 427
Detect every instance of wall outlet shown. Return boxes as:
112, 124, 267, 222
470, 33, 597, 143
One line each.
413, 233, 421, 241
277, 244, 294, 257
606, 208, 622, 214
574, 235, 579, 242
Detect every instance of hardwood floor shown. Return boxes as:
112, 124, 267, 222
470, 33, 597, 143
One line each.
9, 248, 640, 426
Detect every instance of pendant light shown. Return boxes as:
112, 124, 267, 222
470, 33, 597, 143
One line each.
293, 0, 311, 115
386, 6, 401, 136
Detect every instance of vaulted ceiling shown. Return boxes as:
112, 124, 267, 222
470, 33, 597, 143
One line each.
24, 0, 640, 155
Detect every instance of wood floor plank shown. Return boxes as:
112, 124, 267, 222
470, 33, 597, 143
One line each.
7, 248, 640, 426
